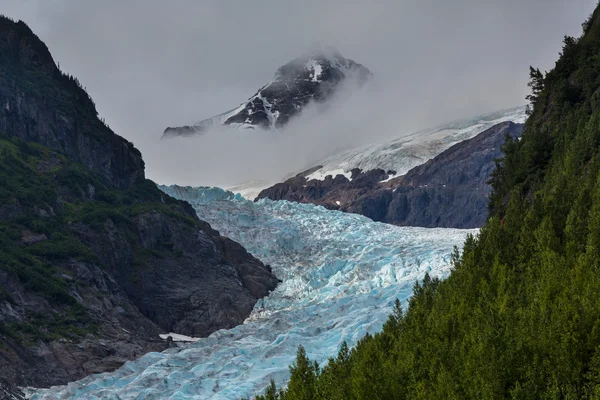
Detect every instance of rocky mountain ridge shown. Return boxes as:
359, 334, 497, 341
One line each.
258, 121, 523, 228
163, 46, 373, 137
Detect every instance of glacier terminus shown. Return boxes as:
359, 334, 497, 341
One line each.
28, 187, 475, 399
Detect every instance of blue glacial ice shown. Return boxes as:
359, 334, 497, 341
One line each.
28, 186, 477, 400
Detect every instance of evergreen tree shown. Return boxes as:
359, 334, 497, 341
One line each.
253, 5, 600, 400
525, 66, 544, 116
286, 346, 318, 400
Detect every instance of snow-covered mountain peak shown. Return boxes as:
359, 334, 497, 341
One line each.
277, 44, 366, 80
163, 48, 373, 138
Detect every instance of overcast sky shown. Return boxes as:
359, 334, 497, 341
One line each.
2, 0, 598, 186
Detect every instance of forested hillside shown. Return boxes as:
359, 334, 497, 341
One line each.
254, 4, 600, 399
0, 15, 278, 395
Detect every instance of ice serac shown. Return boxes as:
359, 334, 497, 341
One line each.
163, 45, 373, 137
30, 187, 475, 400
257, 109, 526, 228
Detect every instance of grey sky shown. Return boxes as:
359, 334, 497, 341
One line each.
2, 0, 597, 186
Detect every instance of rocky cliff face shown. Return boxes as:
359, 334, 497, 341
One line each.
0, 16, 278, 398
377, 121, 523, 227
163, 46, 373, 137
258, 121, 523, 229
0, 18, 144, 189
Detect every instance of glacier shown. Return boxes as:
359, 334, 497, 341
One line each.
28, 187, 476, 400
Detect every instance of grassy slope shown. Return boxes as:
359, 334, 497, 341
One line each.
255, 4, 600, 400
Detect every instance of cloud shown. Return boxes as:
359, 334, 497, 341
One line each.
149, 79, 396, 187
2, 0, 598, 186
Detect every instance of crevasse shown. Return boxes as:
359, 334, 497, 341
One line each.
29, 187, 476, 400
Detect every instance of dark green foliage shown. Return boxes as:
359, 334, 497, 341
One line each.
0, 133, 201, 344
0, 306, 97, 344
286, 346, 320, 400
525, 66, 544, 116
255, 5, 600, 399
0, 287, 12, 304
27, 233, 98, 263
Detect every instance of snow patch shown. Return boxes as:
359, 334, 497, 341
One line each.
305, 168, 352, 181
160, 333, 200, 343
256, 91, 278, 127
305, 59, 323, 82
380, 172, 398, 183
226, 181, 272, 201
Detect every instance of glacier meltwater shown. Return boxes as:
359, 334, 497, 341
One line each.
28, 187, 476, 400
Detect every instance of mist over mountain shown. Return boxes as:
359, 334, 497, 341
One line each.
163, 46, 373, 137
3, 1, 594, 188
2, 1, 600, 399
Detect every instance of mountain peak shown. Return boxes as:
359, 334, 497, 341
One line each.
163, 47, 373, 138
298, 43, 345, 64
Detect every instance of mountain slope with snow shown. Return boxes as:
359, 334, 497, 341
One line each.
29, 187, 474, 400
257, 121, 524, 228
163, 46, 373, 137
222, 106, 527, 202
300, 106, 528, 181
